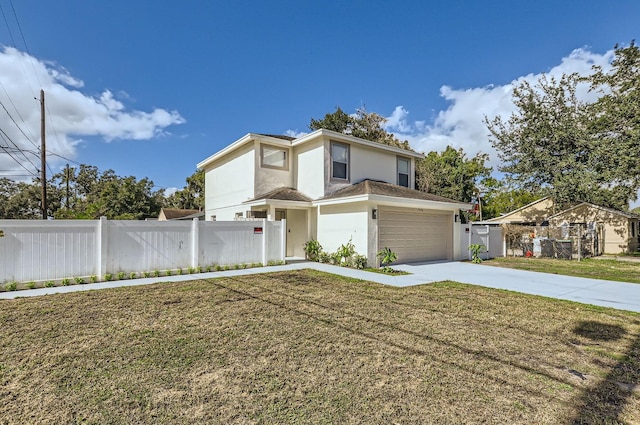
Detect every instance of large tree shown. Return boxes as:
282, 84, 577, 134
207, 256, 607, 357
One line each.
164, 169, 205, 210
416, 146, 491, 202
486, 43, 640, 211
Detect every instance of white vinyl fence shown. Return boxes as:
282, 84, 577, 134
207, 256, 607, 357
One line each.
0, 218, 285, 283
460, 223, 504, 260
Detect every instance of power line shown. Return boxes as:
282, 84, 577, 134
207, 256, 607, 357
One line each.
0, 127, 39, 174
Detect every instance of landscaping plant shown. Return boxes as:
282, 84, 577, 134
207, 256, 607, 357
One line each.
468, 244, 487, 264
377, 247, 398, 272
303, 239, 323, 261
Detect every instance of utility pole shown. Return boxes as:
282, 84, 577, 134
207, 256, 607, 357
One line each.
40, 89, 47, 219
65, 163, 70, 209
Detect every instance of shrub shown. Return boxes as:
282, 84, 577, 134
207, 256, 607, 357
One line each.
188, 267, 196, 274
90, 275, 98, 283
74, 277, 84, 284
468, 244, 486, 264
61, 278, 71, 286
214, 265, 223, 271
130, 272, 138, 279
336, 238, 356, 265
353, 255, 368, 269
44, 281, 55, 288
303, 239, 323, 261
4, 282, 17, 291
26, 281, 36, 289
153, 270, 160, 277
177, 268, 183, 275
104, 273, 113, 281
318, 252, 331, 263
117, 272, 126, 281
143, 271, 151, 278
377, 247, 398, 272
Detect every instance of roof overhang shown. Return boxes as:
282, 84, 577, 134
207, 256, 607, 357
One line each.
313, 193, 470, 211
242, 199, 313, 209
197, 133, 294, 170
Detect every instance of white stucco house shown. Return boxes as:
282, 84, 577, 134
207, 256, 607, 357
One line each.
197, 129, 470, 265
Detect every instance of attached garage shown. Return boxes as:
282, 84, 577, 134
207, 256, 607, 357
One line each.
378, 206, 452, 263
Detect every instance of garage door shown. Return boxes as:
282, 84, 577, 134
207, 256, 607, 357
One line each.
378, 207, 451, 263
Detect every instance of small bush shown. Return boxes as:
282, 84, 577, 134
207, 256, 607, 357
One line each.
26, 281, 36, 289
61, 278, 71, 286
143, 271, 151, 278
177, 268, 183, 275
130, 272, 138, 279
214, 265, 223, 271
90, 275, 98, 283
74, 277, 84, 284
104, 273, 113, 281
4, 282, 17, 291
377, 247, 398, 272
117, 272, 126, 280
44, 281, 55, 288
318, 252, 331, 263
353, 255, 368, 269
153, 270, 160, 277
188, 267, 195, 274
469, 244, 487, 264
303, 239, 323, 261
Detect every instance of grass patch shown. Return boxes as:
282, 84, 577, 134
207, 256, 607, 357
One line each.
484, 257, 640, 284
1, 270, 639, 423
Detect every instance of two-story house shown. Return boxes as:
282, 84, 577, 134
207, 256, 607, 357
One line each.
197, 129, 470, 265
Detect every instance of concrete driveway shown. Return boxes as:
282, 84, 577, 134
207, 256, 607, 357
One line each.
2, 261, 640, 313
394, 261, 640, 313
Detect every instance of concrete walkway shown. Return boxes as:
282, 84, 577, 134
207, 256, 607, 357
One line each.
2, 261, 640, 313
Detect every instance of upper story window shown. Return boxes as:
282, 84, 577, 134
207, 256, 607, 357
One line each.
261, 144, 288, 170
397, 157, 410, 187
331, 142, 350, 181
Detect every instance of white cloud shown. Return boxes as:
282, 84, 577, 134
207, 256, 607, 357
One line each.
385, 47, 615, 166
0, 47, 184, 179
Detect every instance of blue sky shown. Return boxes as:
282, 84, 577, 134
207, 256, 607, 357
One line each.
1, 0, 639, 205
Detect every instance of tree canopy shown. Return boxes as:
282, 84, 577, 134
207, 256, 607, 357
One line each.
416, 146, 491, 203
309, 106, 413, 151
486, 42, 640, 211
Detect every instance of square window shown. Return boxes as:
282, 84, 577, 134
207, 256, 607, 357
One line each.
331, 142, 349, 180
397, 157, 410, 187
261, 145, 288, 170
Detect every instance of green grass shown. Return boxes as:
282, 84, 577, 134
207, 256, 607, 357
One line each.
484, 257, 640, 284
1, 270, 639, 424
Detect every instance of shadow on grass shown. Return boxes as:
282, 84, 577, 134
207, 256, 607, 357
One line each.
570, 320, 640, 424
213, 275, 587, 402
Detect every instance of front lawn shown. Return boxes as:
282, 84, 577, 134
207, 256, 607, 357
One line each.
484, 257, 640, 284
1, 270, 639, 424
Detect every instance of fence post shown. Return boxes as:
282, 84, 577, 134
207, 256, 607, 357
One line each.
191, 218, 199, 268
281, 218, 286, 262
262, 219, 267, 266
96, 217, 108, 280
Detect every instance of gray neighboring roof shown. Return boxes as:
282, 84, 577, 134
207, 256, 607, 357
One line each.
159, 208, 202, 220
249, 187, 313, 202
321, 179, 468, 205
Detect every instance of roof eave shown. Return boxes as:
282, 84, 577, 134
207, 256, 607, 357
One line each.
292, 129, 424, 159
197, 133, 294, 169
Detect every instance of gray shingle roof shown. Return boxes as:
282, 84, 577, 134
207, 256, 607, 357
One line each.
321, 179, 468, 204
249, 187, 313, 202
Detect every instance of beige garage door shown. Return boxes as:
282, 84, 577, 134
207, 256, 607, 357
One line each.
378, 207, 451, 263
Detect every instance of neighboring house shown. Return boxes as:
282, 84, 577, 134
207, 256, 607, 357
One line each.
485, 197, 556, 225
486, 197, 640, 254
548, 202, 639, 254
197, 129, 470, 265
158, 208, 204, 221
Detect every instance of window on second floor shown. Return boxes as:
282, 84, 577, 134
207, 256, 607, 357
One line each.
331, 142, 349, 181
397, 157, 410, 188
261, 144, 288, 170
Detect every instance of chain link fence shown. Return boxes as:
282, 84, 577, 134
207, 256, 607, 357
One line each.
503, 223, 604, 260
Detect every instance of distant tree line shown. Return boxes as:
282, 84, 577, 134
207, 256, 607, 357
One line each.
0, 166, 203, 220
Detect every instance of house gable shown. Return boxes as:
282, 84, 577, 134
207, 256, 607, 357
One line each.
486, 197, 555, 224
